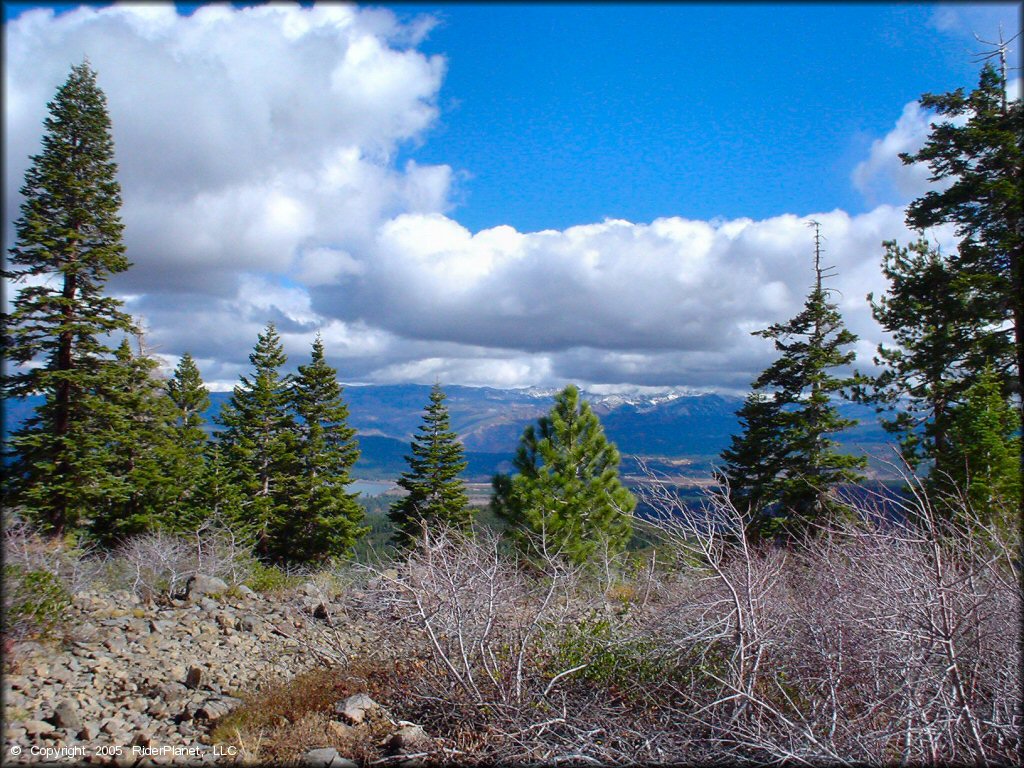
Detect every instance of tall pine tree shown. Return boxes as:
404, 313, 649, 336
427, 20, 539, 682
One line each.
2, 61, 136, 535
896, 59, 1022, 512
216, 323, 296, 555
389, 384, 472, 548
278, 335, 365, 564
719, 223, 865, 537
492, 385, 635, 565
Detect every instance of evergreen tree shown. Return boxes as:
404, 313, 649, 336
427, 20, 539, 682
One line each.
278, 335, 365, 564
897, 60, 1022, 511
861, 239, 987, 470
389, 384, 472, 547
88, 338, 181, 543
719, 224, 865, 537
2, 62, 136, 535
164, 353, 212, 530
491, 385, 635, 565
216, 323, 296, 556
935, 365, 1021, 529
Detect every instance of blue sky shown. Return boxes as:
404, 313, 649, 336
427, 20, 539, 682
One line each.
387, 3, 1004, 231
3, 2, 1021, 391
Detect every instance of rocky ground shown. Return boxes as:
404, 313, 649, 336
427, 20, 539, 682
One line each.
3, 575, 381, 766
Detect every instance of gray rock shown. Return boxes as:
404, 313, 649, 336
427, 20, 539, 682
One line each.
387, 724, 429, 754
298, 582, 320, 597
198, 597, 219, 612
334, 693, 383, 725
186, 574, 228, 599
100, 717, 126, 735
78, 723, 98, 740
52, 700, 81, 731
302, 748, 356, 767
235, 584, 257, 598
240, 615, 261, 632
23, 719, 55, 735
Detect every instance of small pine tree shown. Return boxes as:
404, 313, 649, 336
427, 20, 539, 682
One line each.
935, 365, 1021, 529
389, 384, 472, 547
492, 385, 634, 565
2, 61, 136, 536
164, 353, 212, 530
216, 323, 296, 557
719, 223, 865, 538
278, 335, 365, 564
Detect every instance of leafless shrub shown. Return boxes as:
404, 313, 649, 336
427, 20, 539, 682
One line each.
106, 519, 259, 599
2, 516, 106, 594
635, 464, 1022, 765
358, 525, 704, 764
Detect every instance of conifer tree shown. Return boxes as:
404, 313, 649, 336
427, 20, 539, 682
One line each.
2, 62, 136, 535
492, 385, 634, 565
389, 384, 472, 547
935, 365, 1021, 530
88, 338, 180, 543
278, 335, 365, 564
861, 239, 985, 469
216, 323, 296, 556
719, 224, 865, 537
164, 353, 212, 530
894, 60, 1022, 512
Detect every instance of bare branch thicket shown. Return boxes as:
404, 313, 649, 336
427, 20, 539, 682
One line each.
2, 516, 107, 594
635, 463, 1022, 765
360, 524, 705, 764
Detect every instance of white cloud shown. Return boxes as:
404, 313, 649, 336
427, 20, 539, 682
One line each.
4, 2, 450, 298
3, 4, 973, 393
852, 101, 937, 205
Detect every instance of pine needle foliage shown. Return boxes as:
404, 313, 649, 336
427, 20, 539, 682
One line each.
389, 384, 472, 548
492, 385, 635, 565
279, 335, 365, 564
2, 61, 136, 535
216, 323, 296, 556
719, 225, 865, 538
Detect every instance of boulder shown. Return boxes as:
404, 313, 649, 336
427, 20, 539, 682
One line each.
386, 723, 430, 754
334, 693, 384, 725
52, 700, 81, 731
185, 574, 228, 599
302, 747, 357, 767
23, 719, 55, 736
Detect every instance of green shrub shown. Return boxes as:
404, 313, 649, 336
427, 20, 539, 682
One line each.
244, 561, 299, 594
549, 614, 670, 695
2, 565, 72, 639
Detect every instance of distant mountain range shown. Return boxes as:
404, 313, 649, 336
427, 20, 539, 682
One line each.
4, 384, 894, 482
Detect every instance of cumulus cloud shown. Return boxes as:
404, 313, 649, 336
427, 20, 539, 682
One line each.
2, 4, 967, 393
851, 101, 938, 205
4, 2, 449, 299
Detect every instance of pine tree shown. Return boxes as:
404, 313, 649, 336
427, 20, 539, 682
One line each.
861, 239, 987, 470
935, 365, 1021, 530
2, 61, 136, 535
278, 335, 365, 564
492, 385, 635, 565
216, 323, 296, 556
389, 384, 472, 547
88, 338, 181, 543
897, 60, 1022, 512
164, 353, 212, 530
719, 223, 865, 537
